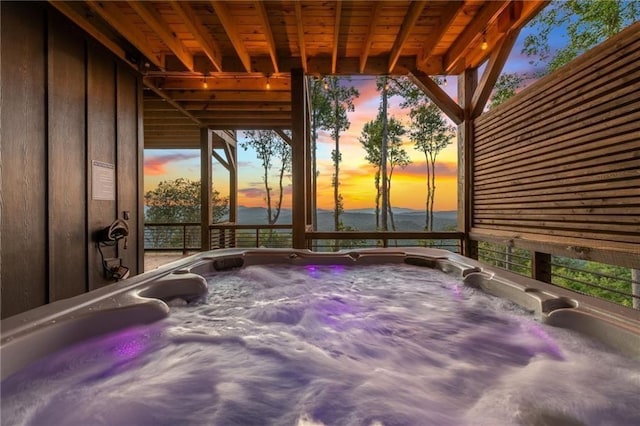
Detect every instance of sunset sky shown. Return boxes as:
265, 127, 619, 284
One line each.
144, 20, 558, 212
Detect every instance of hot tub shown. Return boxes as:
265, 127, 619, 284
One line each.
2, 248, 639, 425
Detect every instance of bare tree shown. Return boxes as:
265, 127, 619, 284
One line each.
240, 130, 291, 224
323, 77, 359, 231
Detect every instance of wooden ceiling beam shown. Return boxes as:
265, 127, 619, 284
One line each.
331, 1, 342, 74
408, 71, 463, 125
85, 0, 163, 69
169, 1, 223, 72
177, 102, 292, 112
294, 1, 308, 73
192, 111, 291, 120
443, 1, 510, 73
48, 2, 134, 68
254, 1, 279, 74
388, 1, 428, 73
305, 55, 428, 76
205, 123, 292, 131
151, 77, 291, 91
210, 1, 252, 72
148, 90, 291, 102
128, 1, 193, 72
359, 2, 383, 74
419, 2, 465, 65
470, 28, 521, 118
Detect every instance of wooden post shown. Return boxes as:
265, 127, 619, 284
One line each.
458, 68, 478, 258
200, 127, 212, 251
305, 86, 313, 235
291, 68, 307, 249
533, 251, 552, 283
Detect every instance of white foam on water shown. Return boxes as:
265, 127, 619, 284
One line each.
2, 263, 639, 425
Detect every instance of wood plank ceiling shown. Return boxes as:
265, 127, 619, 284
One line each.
50, 1, 547, 148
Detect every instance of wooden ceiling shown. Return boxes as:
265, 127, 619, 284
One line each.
51, 1, 547, 147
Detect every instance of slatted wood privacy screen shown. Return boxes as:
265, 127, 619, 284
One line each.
471, 21, 640, 268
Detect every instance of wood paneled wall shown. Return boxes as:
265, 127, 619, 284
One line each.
1, 2, 143, 318
471, 21, 640, 268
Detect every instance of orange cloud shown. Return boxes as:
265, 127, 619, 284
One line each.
144, 153, 199, 175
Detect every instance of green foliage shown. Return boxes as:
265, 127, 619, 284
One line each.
324, 76, 359, 137
144, 177, 228, 223
522, 0, 640, 74
258, 229, 292, 248
240, 130, 292, 224
489, 73, 525, 109
359, 112, 409, 229
477, 241, 634, 307
551, 257, 633, 307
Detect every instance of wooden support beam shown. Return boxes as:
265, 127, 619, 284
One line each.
155, 76, 291, 91
48, 1, 132, 68
291, 68, 307, 248
212, 149, 230, 170
275, 129, 292, 146
155, 90, 291, 102
471, 28, 520, 118
86, 0, 163, 68
191, 111, 291, 120
210, 1, 252, 72
533, 251, 552, 283
458, 68, 478, 258
389, 1, 427, 73
408, 71, 464, 125
128, 1, 194, 71
142, 78, 203, 126
359, 2, 383, 74
331, 1, 342, 74
223, 140, 236, 170
201, 128, 213, 250
254, 1, 279, 74
202, 120, 292, 129
185, 102, 291, 112
443, 1, 509, 73
213, 129, 237, 148
419, 2, 464, 65
169, 1, 223, 72
294, 2, 308, 73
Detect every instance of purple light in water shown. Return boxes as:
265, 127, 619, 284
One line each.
304, 265, 322, 278
527, 322, 564, 360
108, 328, 149, 361
329, 265, 346, 273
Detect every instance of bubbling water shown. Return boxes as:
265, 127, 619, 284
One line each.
2, 263, 639, 426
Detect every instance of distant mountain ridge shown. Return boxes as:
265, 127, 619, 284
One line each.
236, 206, 457, 232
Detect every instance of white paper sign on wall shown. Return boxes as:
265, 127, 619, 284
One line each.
92, 160, 115, 201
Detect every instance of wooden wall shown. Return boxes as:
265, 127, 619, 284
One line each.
471, 21, 640, 268
1, 2, 143, 318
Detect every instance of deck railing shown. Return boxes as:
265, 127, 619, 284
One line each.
144, 222, 464, 253
144, 222, 200, 254
476, 240, 639, 309
209, 223, 464, 253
